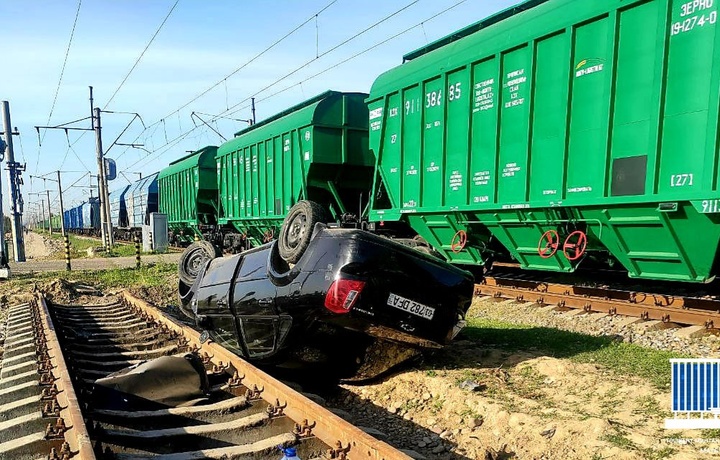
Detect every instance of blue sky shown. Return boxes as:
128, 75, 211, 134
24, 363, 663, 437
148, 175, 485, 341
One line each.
0, 0, 519, 218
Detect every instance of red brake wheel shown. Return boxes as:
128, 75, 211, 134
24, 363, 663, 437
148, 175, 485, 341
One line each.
451, 230, 468, 254
537, 230, 560, 259
563, 230, 588, 261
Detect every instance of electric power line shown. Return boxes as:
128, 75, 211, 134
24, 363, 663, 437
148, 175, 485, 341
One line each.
36, 0, 83, 173
218, 0, 422, 117
153, 0, 338, 126
125, 0, 465, 173
60, 0, 179, 160
241, 0, 470, 114
115, 0, 340, 162
17, 134, 26, 163
104, 0, 180, 109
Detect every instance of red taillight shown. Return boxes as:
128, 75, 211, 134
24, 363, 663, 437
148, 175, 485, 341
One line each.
324, 279, 366, 314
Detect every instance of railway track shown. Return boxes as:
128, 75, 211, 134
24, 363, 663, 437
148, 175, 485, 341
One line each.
476, 275, 720, 331
0, 293, 411, 460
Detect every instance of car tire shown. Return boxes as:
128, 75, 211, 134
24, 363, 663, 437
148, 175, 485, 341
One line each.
278, 200, 327, 263
178, 240, 219, 286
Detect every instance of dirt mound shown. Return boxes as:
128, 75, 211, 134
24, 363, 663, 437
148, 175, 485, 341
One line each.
129, 272, 180, 311
329, 345, 715, 460
42, 278, 108, 304
0, 285, 35, 308
24, 232, 63, 260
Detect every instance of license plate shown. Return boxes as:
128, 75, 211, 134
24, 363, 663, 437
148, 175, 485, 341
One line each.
387, 293, 435, 320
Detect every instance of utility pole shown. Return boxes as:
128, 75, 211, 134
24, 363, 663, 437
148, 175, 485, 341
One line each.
34, 87, 142, 252
56, 171, 66, 237
1, 101, 26, 262
29, 193, 47, 232
55, 170, 70, 271
40, 201, 46, 232
91, 87, 113, 250
0, 135, 5, 268
251, 97, 256, 125
45, 189, 53, 235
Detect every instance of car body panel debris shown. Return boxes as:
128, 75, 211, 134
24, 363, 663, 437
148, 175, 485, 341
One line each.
93, 354, 210, 411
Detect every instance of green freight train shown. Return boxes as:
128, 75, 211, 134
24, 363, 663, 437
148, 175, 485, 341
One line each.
215, 91, 374, 252
367, 0, 720, 283
160, 91, 378, 255
158, 146, 219, 244
162, 0, 720, 284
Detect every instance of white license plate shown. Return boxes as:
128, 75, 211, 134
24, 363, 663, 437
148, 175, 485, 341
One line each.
387, 293, 435, 320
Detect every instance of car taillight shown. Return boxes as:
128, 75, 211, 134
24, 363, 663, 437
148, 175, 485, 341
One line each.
324, 279, 366, 314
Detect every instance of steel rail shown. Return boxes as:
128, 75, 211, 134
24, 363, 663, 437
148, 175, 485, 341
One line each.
122, 291, 410, 460
36, 295, 97, 460
476, 277, 720, 329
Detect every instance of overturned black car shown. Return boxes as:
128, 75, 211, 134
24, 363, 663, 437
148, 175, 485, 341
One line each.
180, 224, 474, 379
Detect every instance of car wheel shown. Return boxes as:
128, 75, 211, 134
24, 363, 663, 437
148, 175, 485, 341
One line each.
278, 200, 327, 263
178, 240, 219, 286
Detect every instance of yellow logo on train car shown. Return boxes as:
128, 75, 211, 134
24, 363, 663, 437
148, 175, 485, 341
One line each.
575, 58, 606, 78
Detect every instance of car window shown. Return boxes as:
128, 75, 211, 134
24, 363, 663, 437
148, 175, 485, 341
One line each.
195, 283, 231, 315
238, 317, 276, 358
207, 316, 241, 355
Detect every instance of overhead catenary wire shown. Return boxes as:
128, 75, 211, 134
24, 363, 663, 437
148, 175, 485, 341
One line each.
103, 0, 180, 109
29, 171, 90, 211
61, 0, 178, 158
36, 0, 83, 173
124, 0, 425, 171
115, 0, 340, 162
234, 0, 470, 115
218, 0, 423, 117
17, 133, 26, 163
126, 0, 462, 173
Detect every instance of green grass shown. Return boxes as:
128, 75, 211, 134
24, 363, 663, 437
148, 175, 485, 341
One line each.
601, 431, 636, 450
37, 230, 162, 259
633, 395, 668, 420
511, 365, 547, 400
462, 317, 685, 389
2, 263, 176, 291
74, 263, 177, 289
701, 429, 720, 438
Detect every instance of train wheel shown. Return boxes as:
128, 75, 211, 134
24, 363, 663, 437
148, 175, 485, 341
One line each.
178, 241, 219, 286
278, 200, 327, 264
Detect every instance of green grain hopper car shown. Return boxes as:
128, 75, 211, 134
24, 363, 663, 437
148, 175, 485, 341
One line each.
216, 91, 374, 248
367, 0, 720, 282
158, 146, 219, 244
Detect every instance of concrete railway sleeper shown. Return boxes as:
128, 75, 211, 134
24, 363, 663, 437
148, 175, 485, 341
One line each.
0, 292, 411, 460
0, 299, 92, 460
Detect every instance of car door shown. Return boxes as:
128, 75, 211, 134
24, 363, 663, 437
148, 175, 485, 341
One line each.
231, 249, 291, 359
193, 255, 244, 353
